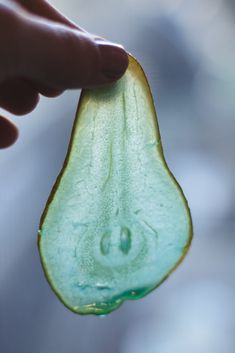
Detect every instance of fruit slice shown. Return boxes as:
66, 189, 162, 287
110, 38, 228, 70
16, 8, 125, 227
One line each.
38, 54, 192, 315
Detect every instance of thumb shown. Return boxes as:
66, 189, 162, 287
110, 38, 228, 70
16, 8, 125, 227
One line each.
14, 15, 129, 89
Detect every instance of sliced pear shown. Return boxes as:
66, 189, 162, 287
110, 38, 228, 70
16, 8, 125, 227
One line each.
38, 54, 192, 315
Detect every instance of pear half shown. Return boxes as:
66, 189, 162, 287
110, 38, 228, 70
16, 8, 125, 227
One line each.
38, 55, 192, 315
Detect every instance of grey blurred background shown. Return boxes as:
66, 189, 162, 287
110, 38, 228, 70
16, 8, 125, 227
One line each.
1, 0, 235, 352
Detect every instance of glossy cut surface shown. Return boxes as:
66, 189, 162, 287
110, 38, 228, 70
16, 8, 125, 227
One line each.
38, 55, 192, 315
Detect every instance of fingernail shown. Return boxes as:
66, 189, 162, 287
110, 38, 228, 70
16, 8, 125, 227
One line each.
98, 42, 129, 80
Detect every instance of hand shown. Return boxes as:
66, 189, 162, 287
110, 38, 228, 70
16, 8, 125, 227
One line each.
0, 0, 128, 148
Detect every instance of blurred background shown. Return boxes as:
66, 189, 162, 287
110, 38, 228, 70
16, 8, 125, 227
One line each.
1, 0, 235, 352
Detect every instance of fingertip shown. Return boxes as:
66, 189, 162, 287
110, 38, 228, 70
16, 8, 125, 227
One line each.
0, 115, 18, 149
1, 93, 40, 116
0, 79, 40, 115
98, 43, 129, 81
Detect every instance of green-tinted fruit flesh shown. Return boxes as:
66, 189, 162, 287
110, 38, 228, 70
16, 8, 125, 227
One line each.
38, 55, 192, 315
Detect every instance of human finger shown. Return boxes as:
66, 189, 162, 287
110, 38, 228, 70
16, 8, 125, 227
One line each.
0, 79, 39, 115
0, 115, 18, 148
15, 17, 129, 89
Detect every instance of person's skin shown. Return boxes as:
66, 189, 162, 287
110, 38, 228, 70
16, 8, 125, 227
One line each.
0, 0, 129, 148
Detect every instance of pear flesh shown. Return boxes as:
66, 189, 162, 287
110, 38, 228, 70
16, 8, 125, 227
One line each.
38, 55, 192, 315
